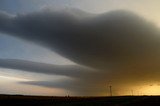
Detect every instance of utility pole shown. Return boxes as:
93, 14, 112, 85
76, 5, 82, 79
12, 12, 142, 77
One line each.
109, 85, 112, 96
131, 90, 133, 96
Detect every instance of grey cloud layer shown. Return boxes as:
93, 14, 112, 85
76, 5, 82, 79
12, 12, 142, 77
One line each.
0, 9, 160, 95
1, 9, 159, 69
0, 59, 93, 78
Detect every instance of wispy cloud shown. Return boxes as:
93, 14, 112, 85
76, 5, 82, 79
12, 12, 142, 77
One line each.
0, 59, 94, 78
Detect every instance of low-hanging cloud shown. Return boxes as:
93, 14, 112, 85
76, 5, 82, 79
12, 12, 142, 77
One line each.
0, 59, 94, 78
0, 9, 160, 95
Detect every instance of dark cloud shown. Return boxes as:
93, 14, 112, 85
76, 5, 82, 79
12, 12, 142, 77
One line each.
0, 9, 160, 69
0, 9, 160, 95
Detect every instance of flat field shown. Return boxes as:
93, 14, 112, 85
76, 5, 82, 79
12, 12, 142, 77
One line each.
0, 95, 160, 106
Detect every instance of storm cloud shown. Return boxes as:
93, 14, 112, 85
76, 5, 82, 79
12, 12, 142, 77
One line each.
0, 9, 160, 95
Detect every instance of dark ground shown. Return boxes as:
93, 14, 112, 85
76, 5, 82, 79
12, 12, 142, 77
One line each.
0, 95, 160, 106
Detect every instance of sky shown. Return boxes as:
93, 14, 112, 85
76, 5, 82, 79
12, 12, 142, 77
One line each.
0, 0, 160, 96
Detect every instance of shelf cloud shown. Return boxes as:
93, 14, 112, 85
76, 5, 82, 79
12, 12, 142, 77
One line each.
0, 9, 160, 95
